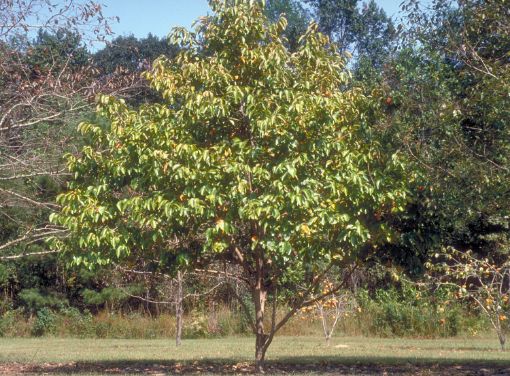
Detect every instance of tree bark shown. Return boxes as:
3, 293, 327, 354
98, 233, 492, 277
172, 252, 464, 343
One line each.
255, 339, 267, 374
325, 334, 331, 347
498, 331, 506, 351
254, 285, 268, 373
253, 255, 268, 373
175, 270, 183, 347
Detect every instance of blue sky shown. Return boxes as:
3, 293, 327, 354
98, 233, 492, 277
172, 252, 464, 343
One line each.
100, 1, 210, 40
99, 0, 412, 42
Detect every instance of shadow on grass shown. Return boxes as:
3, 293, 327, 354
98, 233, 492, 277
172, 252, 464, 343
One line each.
2, 355, 510, 374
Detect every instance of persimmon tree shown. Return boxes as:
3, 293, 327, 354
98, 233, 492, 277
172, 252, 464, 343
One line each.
50, 0, 407, 371
300, 277, 359, 345
426, 247, 510, 350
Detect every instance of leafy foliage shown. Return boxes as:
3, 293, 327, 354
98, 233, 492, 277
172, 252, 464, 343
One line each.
28, 29, 90, 71
305, 0, 358, 50
353, 0, 396, 71
370, 0, 510, 274
53, 0, 407, 267
93, 33, 178, 75
265, 0, 309, 51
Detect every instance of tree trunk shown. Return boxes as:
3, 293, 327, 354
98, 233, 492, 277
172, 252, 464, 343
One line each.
253, 270, 268, 373
175, 270, 183, 347
255, 337, 267, 373
325, 334, 331, 347
255, 290, 267, 373
498, 331, 506, 351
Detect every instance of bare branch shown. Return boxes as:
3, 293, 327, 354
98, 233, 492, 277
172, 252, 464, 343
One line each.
0, 250, 60, 260
0, 187, 60, 209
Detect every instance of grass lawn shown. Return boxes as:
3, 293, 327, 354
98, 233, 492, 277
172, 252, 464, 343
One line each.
1, 335, 510, 374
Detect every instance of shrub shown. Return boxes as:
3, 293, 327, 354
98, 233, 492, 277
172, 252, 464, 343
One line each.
0, 310, 15, 337
0, 309, 31, 337
32, 308, 57, 336
57, 307, 94, 337
215, 305, 251, 336
184, 313, 209, 338
354, 285, 489, 337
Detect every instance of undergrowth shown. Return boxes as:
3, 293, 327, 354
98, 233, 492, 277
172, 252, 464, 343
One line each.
0, 287, 491, 339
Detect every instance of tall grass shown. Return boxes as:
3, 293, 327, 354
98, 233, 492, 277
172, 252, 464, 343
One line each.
0, 289, 491, 339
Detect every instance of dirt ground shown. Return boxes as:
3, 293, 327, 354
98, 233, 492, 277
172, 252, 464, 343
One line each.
1, 361, 510, 375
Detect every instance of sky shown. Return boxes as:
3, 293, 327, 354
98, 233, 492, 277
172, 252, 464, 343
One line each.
98, 0, 413, 43
100, 1, 211, 41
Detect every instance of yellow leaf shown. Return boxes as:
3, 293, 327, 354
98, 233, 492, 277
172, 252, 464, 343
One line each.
300, 223, 311, 236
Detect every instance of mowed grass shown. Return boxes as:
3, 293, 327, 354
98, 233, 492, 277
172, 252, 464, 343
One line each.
1, 335, 510, 366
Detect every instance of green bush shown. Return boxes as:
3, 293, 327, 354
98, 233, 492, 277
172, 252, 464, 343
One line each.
58, 307, 94, 337
32, 308, 57, 336
354, 285, 488, 337
94, 320, 111, 338
184, 313, 209, 338
0, 264, 10, 298
215, 306, 251, 336
0, 310, 15, 337
0, 309, 30, 337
